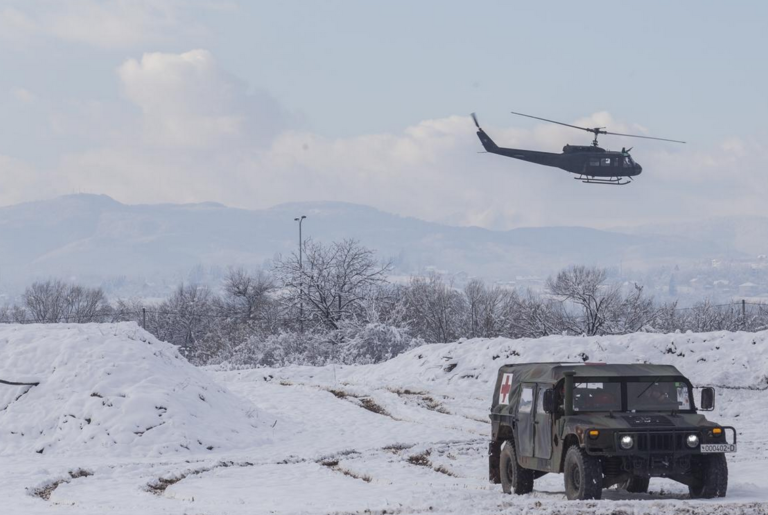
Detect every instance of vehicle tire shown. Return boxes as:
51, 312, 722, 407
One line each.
621, 476, 650, 494
499, 440, 534, 495
688, 453, 728, 499
563, 446, 603, 500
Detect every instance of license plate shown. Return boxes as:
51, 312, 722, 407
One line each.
701, 443, 736, 453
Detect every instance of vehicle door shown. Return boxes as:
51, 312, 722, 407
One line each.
516, 384, 535, 457
534, 384, 552, 459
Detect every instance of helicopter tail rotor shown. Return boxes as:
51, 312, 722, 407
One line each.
471, 112, 481, 129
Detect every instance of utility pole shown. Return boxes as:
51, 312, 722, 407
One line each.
294, 215, 307, 333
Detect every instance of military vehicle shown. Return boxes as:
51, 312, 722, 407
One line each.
488, 363, 736, 500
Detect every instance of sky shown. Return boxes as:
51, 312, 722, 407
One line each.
0, 0, 767, 230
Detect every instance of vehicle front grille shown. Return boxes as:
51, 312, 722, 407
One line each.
624, 431, 690, 453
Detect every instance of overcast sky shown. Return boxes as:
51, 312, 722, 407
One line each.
0, 0, 766, 230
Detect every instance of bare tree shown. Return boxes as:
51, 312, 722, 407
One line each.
403, 274, 466, 343
62, 285, 112, 323
463, 279, 515, 338
155, 283, 213, 356
22, 280, 110, 323
23, 280, 67, 322
274, 239, 391, 330
546, 266, 620, 336
222, 267, 275, 322
506, 290, 562, 338
605, 283, 656, 334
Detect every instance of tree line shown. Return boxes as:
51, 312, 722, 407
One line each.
2, 239, 767, 367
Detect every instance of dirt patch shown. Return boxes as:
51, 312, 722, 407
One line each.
28, 468, 94, 501
432, 464, 456, 477
389, 387, 451, 415
327, 388, 347, 399
319, 458, 372, 483
407, 450, 432, 467
382, 443, 413, 453
406, 450, 457, 477
326, 387, 393, 418
359, 397, 391, 416
388, 387, 428, 396
146, 460, 254, 495
419, 396, 451, 415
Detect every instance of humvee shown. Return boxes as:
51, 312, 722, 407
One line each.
488, 363, 736, 500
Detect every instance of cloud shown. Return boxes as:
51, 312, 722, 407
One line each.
117, 50, 290, 148
0, 0, 211, 49
0, 7, 37, 42
12, 88, 36, 104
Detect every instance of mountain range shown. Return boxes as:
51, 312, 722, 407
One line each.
0, 194, 763, 296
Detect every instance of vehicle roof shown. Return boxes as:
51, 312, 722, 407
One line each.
499, 362, 685, 385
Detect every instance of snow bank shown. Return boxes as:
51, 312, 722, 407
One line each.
341, 330, 768, 392
0, 323, 276, 457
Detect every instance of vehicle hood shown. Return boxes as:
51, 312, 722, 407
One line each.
565, 412, 717, 431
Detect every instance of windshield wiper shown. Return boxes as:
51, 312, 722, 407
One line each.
635, 377, 662, 399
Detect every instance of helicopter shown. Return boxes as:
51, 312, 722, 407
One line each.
472, 111, 685, 185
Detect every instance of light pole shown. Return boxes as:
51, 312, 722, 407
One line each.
294, 215, 306, 333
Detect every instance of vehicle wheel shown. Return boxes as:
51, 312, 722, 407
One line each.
499, 440, 534, 495
688, 453, 728, 499
621, 476, 650, 493
563, 446, 603, 500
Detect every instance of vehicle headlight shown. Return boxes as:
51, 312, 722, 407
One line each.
620, 435, 634, 449
686, 434, 700, 448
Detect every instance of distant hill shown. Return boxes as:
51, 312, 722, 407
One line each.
0, 194, 748, 296
618, 217, 768, 258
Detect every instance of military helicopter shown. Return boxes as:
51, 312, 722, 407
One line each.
472, 111, 685, 185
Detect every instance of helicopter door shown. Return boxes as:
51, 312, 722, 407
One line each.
585, 157, 602, 175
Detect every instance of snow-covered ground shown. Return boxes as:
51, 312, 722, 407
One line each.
2, 324, 767, 514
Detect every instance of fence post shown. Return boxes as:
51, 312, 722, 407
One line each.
142, 307, 146, 329
742, 299, 746, 330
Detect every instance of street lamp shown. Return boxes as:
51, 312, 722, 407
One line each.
294, 215, 306, 332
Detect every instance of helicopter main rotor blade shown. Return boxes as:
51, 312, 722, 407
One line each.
603, 130, 686, 144
510, 110, 597, 134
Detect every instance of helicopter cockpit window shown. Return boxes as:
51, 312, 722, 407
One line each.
623, 157, 632, 167
601, 158, 612, 166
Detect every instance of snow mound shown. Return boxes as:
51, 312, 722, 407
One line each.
343, 330, 768, 392
0, 323, 276, 457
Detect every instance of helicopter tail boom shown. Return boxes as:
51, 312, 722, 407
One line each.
476, 127, 500, 153
471, 113, 499, 152
473, 113, 561, 167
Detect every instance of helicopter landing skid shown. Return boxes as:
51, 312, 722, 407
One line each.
575, 175, 632, 186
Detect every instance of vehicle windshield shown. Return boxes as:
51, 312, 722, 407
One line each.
627, 379, 691, 412
571, 378, 693, 413
573, 381, 621, 412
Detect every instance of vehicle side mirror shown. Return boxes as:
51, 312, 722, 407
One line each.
542, 388, 555, 414
700, 387, 715, 411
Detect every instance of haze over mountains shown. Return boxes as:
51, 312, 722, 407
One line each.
0, 194, 764, 298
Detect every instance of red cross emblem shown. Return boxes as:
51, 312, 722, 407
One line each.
499, 373, 513, 404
